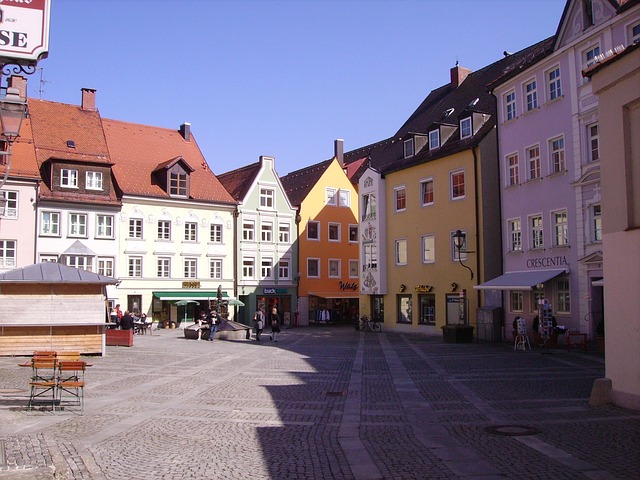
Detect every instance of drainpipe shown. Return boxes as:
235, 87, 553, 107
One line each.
233, 208, 239, 303
472, 146, 481, 311
33, 180, 41, 263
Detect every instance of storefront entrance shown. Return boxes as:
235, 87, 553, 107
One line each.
309, 295, 358, 326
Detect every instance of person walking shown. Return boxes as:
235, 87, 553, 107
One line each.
207, 310, 219, 341
254, 307, 265, 341
269, 306, 280, 342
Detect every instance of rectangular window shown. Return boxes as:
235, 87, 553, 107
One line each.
184, 222, 197, 242
556, 279, 570, 313
86, 171, 103, 190
339, 190, 350, 207
0, 190, 17, 217
261, 222, 273, 242
349, 259, 358, 278
422, 235, 435, 263
508, 218, 522, 252
97, 257, 114, 277
363, 243, 378, 270
420, 179, 434, 205
547, 66, 562, 100
403, 138, 414, 158
41, 211, 60, 236
128, 256, 142, 277
157, 257, 171, 278
631, 22, 640, 43
61, 169, 78, 188
69, 213, 87, 237
395, 186, 406, 212
129, 218, 143, 239
259, 188, 274, 208
362, 193, 376, 220
592, 204, 602, 242
524, 79, 538, 111
507, 153, 520, 186
184, 258, 197, 278
307, 221, 320, 240
550, 136, 565, 173
96, 215, 114, 238
278, 259, 290, 279
261, 258, 273, 279
584, 45, 601, 68
242, 258, 255, 278
395, 239, 407, 266
325, 188, 337, 206
243, 220, 255, 241
527, 145, 541, 180
278, 223, 290, 243
169, 172, 187, 196
328, 223, 340, 242
328, 259, 340, 278
0, 240, 16, 268
530, 215, 544, 249
419, 294, 436, 325
210, 259, 222, 279
210, 224, 222, 243
66, 255, 90, 271
505, 90, 517, 120
588, 123, 599, 162
532, 290, 545, 314
349, 225, 358, 243
460, 117, 472, 139
429, 130, 440, 150
307, 258, 320, 277
39, 255, 58, 263
158, 220, 171, 240
451, 170, 465, 199
553, 210, 568, 246
510, 291, 524, 312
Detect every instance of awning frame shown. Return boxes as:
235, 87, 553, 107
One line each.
152, 291, 229, 301
474, 268, 568, 291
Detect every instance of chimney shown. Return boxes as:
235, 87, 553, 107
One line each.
450, 63, 472, 88
334, 138, 344, 167
81, 88, 96, 111
8, 75, 27, 99
180, 122, 191, 141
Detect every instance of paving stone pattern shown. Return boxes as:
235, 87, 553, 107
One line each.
0, 326, 639, 479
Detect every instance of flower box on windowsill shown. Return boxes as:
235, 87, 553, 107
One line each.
442, 325, 474, 343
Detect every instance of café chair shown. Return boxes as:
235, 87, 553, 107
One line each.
28, 357, 58, 411
56, 361, 86, 413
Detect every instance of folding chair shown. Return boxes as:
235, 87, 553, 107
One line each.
56, 361, 86, 413
28, 357, 58, 411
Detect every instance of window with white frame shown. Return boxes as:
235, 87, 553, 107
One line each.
242, 220, 255, 241
61, 169, 78, 188
261, 258, 273, 279
451, 170, 465, 200
339, 190, 350, 207
349, 259, 358, 277
587, 123, 599, 162
96, 214, 114, 238
41, 211, 60, 236
325, 187, 337, 206
307, 258, 320, 277
157, 257, 171, 278
422, 235, 435, 263
328, 223, 340, 242
429, 129, 440, 150
0, 240, 16, 268
307, 221, 319, 240
510, 291, 523, 312
507, 153, 520, 186
158, 220, 171, 240
420, 178, 434, 205
505, 89, 517, 120
210, 258, 223, 279
128, 256, 142, 277
460, 117, 472, 139
169, 171, 187, 196
278, 223, 290, 243
66, 255, 91, 271
86, 171, 103, 190
184, 222, 197, 242
278, 259, 290, 279
0, 190, 17, 217
68, 213, 87, 237
550, 136, 565, 173
584, 45, 600, 68
592, 204, 602, 242
328, 259, 340, 278
555, 278, 570, 313
395, 239, 407, 266
394, 186, 407, 211
362, 193, 376, 220
530, 215, 544, 249
364, 243, 377, 270
349, 225, 358, 243
451, 230, 468, 261
242, 258, 255, 278
631, 22, 640, 43
552, 210, 568, 246
527, 145, 541, 180
39, 255, 58, 263
209, 223, 222, 243
129, 218, 143, 239
524, 79, 538, 111
184, 258, 197, 278
261, 222, 273, 242
97, 257, 114, 277
531, 290, 544, 313
259, 188, 274, 208
404, 138, 414, 158
508, 218, 522, 251
547, 66, 562, 100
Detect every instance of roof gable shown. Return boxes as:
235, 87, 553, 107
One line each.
280, 158, 333, 206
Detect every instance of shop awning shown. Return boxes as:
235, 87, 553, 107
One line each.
152, 291, 229, 301
474, 269, 567, 291
309, 292, 359, 299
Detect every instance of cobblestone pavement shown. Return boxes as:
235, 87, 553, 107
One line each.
1, 326, 638, 479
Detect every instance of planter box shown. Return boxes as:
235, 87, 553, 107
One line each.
442, 325, 474, 343
106, 329, 134, 347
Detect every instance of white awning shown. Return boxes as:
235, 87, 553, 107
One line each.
474, 269, 567, 291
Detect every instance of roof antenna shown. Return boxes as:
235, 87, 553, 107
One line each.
37, 67, 53, 99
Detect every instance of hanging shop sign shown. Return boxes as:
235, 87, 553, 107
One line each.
0, 0, 50, 65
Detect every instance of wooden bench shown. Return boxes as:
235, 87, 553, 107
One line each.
567, 331, 588, 352
105, 329, 134, 347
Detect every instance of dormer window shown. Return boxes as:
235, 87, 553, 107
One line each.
429, 130, 440, 150
460, 117, 472, 139
169, 167, 188, 196
61, 168, 79, 188
403, 139, 414, 158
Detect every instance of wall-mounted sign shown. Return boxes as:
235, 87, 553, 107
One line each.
263, 288, 289, 295
415, 285, 433, 293
182, 281, 200, 289
0, 0, 50, 65
526, 256, 568, 269
339, 281, 358, 291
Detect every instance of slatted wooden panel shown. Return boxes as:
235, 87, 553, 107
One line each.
0, 294, 106, 325
0, 325, 103, 356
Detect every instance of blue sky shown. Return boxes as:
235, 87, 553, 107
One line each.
37, 0, 566, 176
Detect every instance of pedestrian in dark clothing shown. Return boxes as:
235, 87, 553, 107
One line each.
269, 307, 280, 342
207, 310, 219, 341
120, 311, 134, 331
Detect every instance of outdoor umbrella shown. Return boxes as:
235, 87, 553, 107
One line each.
227, 298, 245, 307
174, 300, 199, 325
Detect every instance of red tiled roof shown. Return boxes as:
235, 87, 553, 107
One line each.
102, 119, 235, 204
0, 116, 39, 180
217, 161, 261, 201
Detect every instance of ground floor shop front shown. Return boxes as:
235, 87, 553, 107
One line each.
236, 287, 298, 328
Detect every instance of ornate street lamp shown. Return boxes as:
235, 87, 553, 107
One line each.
452, 229, 474, 280
0, 87, 28, 191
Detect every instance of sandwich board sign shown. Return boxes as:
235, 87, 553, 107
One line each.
0, 0, 50, 66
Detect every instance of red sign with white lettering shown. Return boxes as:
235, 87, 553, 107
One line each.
0, 0, 50, 64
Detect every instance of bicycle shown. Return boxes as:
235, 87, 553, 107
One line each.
358, 315, 381, 333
